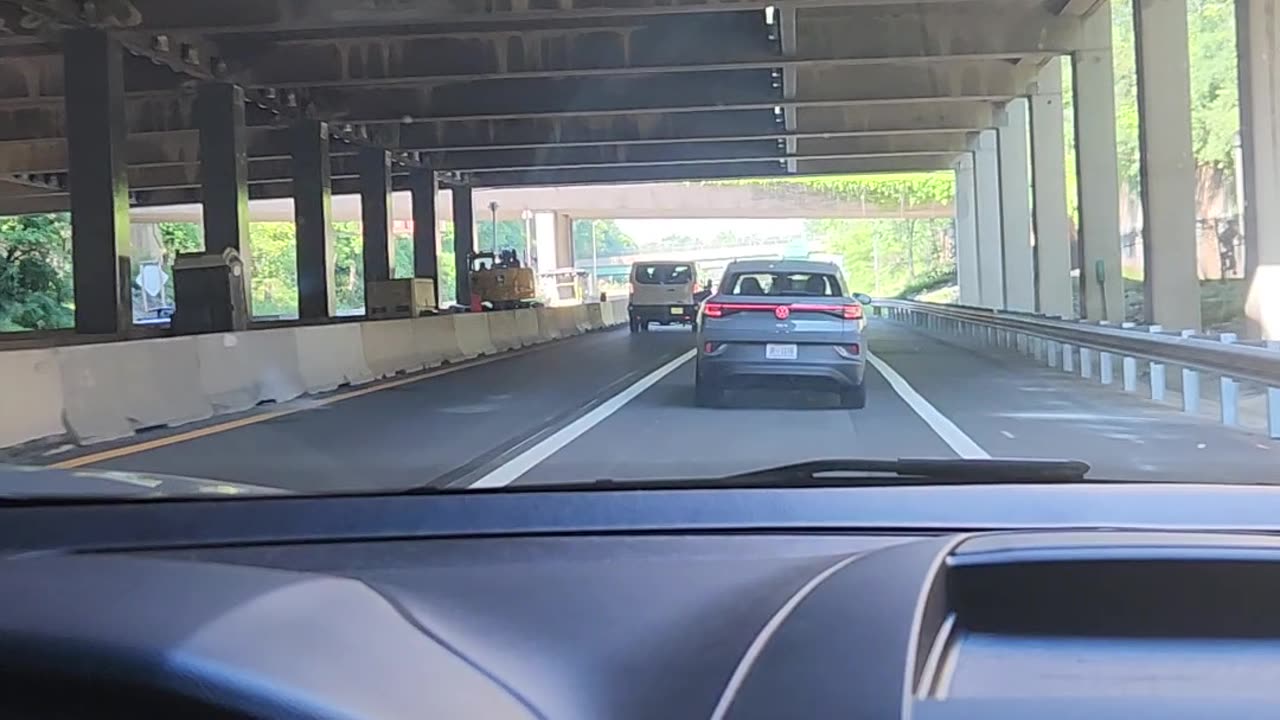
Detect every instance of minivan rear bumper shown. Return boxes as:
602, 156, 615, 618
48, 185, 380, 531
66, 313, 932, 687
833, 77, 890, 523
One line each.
629, 304, 697, 323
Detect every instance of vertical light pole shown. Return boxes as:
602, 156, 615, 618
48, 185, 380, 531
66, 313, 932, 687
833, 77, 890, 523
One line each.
521, 208, 534, 267
590, 220, 599, 297
488, 201, 499, 254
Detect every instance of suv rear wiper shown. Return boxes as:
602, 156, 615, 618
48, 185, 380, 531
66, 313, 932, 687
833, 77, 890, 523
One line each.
465, 458, 1092, 493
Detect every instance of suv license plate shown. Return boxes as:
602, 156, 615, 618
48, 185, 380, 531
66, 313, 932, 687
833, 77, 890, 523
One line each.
669, 307, 684, 315
765, 343, 798, 360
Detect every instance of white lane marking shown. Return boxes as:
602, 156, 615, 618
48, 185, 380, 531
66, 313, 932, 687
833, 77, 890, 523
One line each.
467, 350, 697, 488
708, 553, 861, 720
1000, 430, 1016, 439
866, 352, 990, 459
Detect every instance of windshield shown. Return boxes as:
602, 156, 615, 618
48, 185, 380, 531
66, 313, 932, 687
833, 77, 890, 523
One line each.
725, 272, 843, 297
0, 0, 1273, 499
634, 263, 694, 285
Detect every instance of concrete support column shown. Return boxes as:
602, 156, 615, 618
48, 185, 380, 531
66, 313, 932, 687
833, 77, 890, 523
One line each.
359, 147, 393, 284
972, 129, 1005, 308
452, 184, 475, 305
1135, 0, 1201, 330
1029, 59, 1074, 317
64, 29, 131, 334
1072, 3, 1124, 322
533, 211, 558, 275
997, 98, 1035, 311
409, 169, 439, 306
291, 120, 336, 320
954, 155, 982, 305
196, 83, 249, 259
555, 214, 575, 269
1237, 0, 1280, 339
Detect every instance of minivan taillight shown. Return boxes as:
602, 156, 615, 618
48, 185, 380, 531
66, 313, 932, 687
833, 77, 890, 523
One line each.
843, 304, 864, 320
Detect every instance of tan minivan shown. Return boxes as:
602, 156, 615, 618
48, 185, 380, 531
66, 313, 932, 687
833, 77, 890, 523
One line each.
628, 261, 698, 332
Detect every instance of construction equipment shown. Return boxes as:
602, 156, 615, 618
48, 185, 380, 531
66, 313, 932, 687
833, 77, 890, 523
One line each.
468, 249, 537, 310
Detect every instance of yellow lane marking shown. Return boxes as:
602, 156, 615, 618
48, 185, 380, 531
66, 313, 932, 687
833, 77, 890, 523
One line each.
50, 346, 540, 469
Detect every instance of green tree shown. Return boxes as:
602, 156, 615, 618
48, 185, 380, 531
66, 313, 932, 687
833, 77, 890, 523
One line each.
572, 219, 637, 259
0, 214, 74, 331
332, 221, 364, 313
475, 220, 531, 258
246, 222, 299, 318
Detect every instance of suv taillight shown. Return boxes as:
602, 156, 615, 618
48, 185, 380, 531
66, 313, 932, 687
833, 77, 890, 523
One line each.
843, 304, 864, 320
704, 302, 725, 318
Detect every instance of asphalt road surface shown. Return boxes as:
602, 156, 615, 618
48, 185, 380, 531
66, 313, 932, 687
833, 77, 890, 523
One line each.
33, 317, 1277, 492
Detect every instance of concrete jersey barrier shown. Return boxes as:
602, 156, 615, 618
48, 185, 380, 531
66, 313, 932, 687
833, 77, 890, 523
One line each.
514, 308, 543, 346
197, 328, 307, 414
361, 319, 422, 378
0, 303, 622, 451
454, 313, 498, 358
413, 315, 465, 368
0, 349, 67, 448
487, 311, 522, 352
294, 323, 373, 393
60, 336, 213, 444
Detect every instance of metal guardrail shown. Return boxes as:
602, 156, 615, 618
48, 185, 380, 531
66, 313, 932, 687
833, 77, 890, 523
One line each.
872, 299, 1280, 439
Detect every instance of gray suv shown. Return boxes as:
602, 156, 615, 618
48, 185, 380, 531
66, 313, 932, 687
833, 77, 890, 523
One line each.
695, 260, 870, 408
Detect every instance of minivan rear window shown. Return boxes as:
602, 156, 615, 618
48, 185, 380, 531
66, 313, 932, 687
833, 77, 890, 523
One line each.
724, 272, 842, 297
633, 264, 693, 285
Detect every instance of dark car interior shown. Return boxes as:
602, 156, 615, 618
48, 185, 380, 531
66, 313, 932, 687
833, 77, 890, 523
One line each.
3, 482, 1280, 719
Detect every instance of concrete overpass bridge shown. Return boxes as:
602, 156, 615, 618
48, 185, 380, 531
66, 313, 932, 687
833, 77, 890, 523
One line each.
126, 180, 954, 223
2, 0, 1275, 337
0, 0, 1272, 337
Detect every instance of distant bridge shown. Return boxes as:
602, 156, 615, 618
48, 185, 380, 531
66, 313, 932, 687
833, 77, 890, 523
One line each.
129, 181, 953, 224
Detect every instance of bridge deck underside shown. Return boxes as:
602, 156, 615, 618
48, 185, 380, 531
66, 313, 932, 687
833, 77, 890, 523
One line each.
0, 0, 1094, 213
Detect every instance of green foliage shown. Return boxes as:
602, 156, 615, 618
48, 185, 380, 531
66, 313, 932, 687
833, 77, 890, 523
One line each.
247, 223, 299, 317
1063, 0, 1240, 196
0, 214, 74, 331
572, 219, 637, 258
1188, 0, 1240, 169
157, 222, 203, 259
713, 172, 955, 206
475, 220, 531, 257
807, 217, 955, 298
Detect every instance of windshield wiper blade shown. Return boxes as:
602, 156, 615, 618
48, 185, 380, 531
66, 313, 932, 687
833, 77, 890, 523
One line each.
717, 457, 1091, 486
474, 457, 1093, 493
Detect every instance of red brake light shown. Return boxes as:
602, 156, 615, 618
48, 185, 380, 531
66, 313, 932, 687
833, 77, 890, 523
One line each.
843, 304, 864, 320
704, 302, 724, 318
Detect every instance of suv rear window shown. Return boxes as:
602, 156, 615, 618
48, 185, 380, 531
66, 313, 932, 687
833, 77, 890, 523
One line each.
724, 272, 843, 297
633, 264, 693, 285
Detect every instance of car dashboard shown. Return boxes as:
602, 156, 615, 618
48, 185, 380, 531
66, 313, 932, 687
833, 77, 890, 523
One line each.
2, 482, 1280, 719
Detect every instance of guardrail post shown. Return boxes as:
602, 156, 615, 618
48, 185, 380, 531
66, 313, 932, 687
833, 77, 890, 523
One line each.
1047, 340, 1059, 368
1219, 333, 1239, 426
1180, 330, 1200, 415
1080, 347, 1094, 379
1062, 343, 1075, 373
1123, 356, 1137, 392
1148, 325, 1166, 401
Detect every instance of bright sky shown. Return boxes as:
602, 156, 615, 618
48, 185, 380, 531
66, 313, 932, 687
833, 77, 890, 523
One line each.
615, 218, 806, 245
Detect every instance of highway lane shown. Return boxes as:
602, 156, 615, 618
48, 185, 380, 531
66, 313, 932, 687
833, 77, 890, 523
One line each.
46, 328, 692, 493
512, 319, 1276, 486
30, 315, 1277, 493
